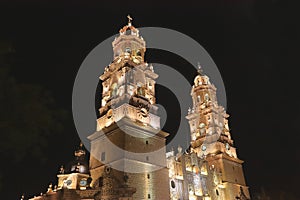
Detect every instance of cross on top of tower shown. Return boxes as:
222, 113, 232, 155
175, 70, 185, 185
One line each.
127, 14, 133, 26
119, 15, 139, 35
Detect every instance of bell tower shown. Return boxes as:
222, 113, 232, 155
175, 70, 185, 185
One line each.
186, 64, 250, 199
88, 16, 170, 200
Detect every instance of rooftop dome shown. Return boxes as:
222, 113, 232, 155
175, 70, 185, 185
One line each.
194, 63, 211, 86
61, 142, 89, 174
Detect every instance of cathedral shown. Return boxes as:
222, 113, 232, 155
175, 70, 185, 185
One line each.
26, 17, 250, 200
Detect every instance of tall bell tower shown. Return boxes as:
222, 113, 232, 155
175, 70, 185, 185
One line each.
88, 16, 170, 200
186, 65, 250, 199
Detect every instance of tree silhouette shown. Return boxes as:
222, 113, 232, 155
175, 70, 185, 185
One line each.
0, 41, 70, 197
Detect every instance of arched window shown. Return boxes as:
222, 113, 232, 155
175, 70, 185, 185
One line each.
125, 47, 131, 53
98, 177, 103, 187
171, 180, 176, 188
197, 95, 201, 102
111, 83, 118, 97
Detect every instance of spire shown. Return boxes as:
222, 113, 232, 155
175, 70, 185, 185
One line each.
47, 183, 53, 193
59, 165, 65, 174
193, 62, 211, 87
74, 141, 86, 158
197, 62, 204, 75
53, 185, 57, 192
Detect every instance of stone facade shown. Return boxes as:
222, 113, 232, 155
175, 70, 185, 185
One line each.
166, 66, 250, 200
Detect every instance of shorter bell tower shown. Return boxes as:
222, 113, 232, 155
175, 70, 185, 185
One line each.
185, 64, 250, 199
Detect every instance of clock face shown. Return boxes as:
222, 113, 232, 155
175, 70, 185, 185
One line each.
79, 179, 87, 186
201, 145, 207, 151
66, 179, 72, 186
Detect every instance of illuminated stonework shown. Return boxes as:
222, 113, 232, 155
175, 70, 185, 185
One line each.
96, 17, 159, 132
166, 66, 250, 200
88, 16, 170, 200
26, 16, 250, 200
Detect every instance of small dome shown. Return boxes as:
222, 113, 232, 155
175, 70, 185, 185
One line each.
193, 63, 211, 86
119, 24, 139, 36
194, 74, 210, 86
194, 75, 202, 86
69, 161, 89, 174
63, 142, 90, 174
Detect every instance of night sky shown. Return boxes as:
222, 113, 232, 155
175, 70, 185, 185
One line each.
0, 0, 299, 199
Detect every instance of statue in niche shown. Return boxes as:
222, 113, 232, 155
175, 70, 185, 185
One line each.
137, 86, 145, 96
110, 82, 118, 97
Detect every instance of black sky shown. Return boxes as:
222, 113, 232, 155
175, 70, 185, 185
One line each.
0, 0, 299, 199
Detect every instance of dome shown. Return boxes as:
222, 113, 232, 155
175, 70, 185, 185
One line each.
193, 63, 211, 86
63, 142, 90, 174
69, 161, 89, 174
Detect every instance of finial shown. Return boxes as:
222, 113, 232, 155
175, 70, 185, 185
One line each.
75, 162, 80, 172
53, 185, 57, 192
149, 64, 154, 72
127, 15, 133, 26
59, 165, 65, 174
171, 147, 174, 152
75, 142, 86, 157
178, 145, 182, 154
47, 183, 53, 193
197, 62, 203, 75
